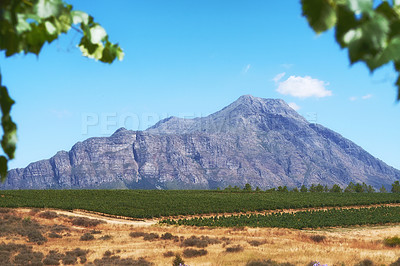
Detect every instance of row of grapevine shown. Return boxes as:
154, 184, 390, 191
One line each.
160, 207, 400, 229
0, 190, 399, 218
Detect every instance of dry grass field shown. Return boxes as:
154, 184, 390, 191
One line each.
0, 208, 400, 265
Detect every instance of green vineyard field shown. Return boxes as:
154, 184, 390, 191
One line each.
0, 190, 399, 219
160, 206, 400, 229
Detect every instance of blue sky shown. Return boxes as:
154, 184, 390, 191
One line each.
1, 0, 400, 170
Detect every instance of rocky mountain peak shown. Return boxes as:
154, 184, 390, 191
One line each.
2, 95, 399, 190
147, 95, 306, 134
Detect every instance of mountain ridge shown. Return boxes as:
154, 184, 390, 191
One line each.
2, 95, 399, 190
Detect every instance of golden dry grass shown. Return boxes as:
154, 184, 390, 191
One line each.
1, 208, 400, 265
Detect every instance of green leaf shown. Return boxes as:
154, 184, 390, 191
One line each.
347, 14, 390, 67
346, 0, 373, 14
35, 0, 63, 19
0, 75, 17, 160
0, 156, 8, 182
301, 0, 337, 33
71, 10, 89, 25
335, 5, 358, 48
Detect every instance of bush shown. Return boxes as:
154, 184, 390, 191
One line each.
248, 240, 265, 247
93, 255, 153, 265
90, 230, 102, 234
48, 232, 62, 238
183, 248, 208, 258
43, 250, 64, 265
143, 233, 159, 241
38, 211, 59, 219
129, 231, 146, 238
309, 235, 326, 243
384, 236, 400, 247
247, 259, 295, 266
27, 230, 47, 245
225, 245, 244, 253
172, 254, 184, 266
99, 235, 112, 240
71, 217, 104, 227
160, 232, 174, 240
50, 224, 70, 233
163, 251, 175, 257
182, 236, 209, 248
355, 259, 375, 266
14, 250, 44, 265
80, 233, 95, 241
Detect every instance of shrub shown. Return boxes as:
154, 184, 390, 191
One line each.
99, 235, 112, 240
50, 224, 70, 233
90, 229, 102, 234
14, 250, 44, 265
27, 230, 47, 245
48, 232, 62, 238
225, 245, 244, 253
93, 255, 153, 265
355, 259, 375, 266
309, 235, 326, 243
384, 236, 400, 247
38, 211, 59, 219
182, 236, 208, 248
104, 250, 112, 257
80, 233, 95, 241
143, 233, 159, 241
247, 259, 295, 266
161, 232, 174, 240
183, 248, 208, 258
0, 208, 11, 213
248, 240, 265, 247
172, 254, 185, 266
43, 250, 64, 265
71, 217, 104, 227
129, 231, 146, 238
163, 251, 175, 257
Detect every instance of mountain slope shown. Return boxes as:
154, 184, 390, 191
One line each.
2, 95, 399, 190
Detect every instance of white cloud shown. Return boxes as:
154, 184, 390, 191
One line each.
276, 75, 332, 99
272, 72, 286, 83
242, 64, 251, 73
362, 94, 372, 100
349, 96, 357, 101
288, 102, 301, 111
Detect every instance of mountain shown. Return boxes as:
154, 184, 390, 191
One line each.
2, 95, 399, 190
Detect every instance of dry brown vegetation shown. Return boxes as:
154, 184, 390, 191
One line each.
0, 208, 400, 265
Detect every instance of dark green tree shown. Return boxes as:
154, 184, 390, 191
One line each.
354, 183, 365, 193
300, 185, 308, 192
0, 0, 123, 181
255, 186, 261, 192
302, 0, 400, 101
277, 186, 289, 192
330, 184, 342, 193
291, 187, 299, 192
380, 185, 388, 193
243, 183, 252, 192
392, 181, 400, 193
344, 182, 356, 193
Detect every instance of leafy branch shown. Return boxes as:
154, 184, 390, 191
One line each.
302, 0, 400, 100
0, 0, 124, 181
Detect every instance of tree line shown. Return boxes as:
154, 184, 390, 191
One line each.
220, 181, 400, 193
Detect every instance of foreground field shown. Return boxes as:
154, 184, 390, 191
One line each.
1, 207, 400, 265
1, 190, 400, 218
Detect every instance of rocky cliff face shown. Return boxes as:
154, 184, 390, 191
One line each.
2, 95, 399, 190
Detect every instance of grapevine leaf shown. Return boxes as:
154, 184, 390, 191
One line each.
301, 0, 337, 33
